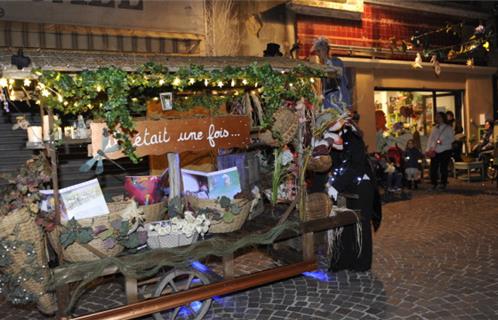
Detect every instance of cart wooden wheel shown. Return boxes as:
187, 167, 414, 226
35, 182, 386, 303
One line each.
152, 269, 212, 320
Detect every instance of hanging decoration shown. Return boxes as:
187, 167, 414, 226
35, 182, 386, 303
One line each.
388, 21, 495, 67
466, 58, 474, 68
412, 53, 423, 69
430, 55, 441, 77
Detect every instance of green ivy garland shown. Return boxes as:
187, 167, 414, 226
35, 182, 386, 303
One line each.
36, 62, 325, 163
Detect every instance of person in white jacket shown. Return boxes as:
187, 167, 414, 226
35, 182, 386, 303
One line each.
426, 112, 455, 190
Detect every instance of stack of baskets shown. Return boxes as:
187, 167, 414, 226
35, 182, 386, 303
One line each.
0, 208, 57, 315
186, 196, 252, 233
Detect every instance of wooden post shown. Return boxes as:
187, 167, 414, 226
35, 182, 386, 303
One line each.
45, 108, 66, 260
124, 277, 138, 303
302, 232, 315, 261
167, 153, 181, 199
46, 108, 61, 224
56, 284, 71, 318
294, 107, 314, 261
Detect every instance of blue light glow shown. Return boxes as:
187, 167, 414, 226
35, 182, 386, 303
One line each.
191, 261, 210, 273
302, 270, 330, 282
191, 301, 202, 312
178, 306, 191, 317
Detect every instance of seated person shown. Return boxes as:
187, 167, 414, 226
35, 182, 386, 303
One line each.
472, 120, 494, 158
385, 160, 403, 192
404, 139, 423, 189
385, 145, 404, 192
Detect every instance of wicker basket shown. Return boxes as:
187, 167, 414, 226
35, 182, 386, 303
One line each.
146, 221, 199, 249
48, 201, 143, 262
304, 193, 332, 221
259, 108, 299, 146
0, 208, 57, 315
141, 200, 167, 222
307, 155, 332, 173
186, 196, 252, 233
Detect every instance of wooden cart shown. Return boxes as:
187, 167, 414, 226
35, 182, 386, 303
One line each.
13, 56, 359, 319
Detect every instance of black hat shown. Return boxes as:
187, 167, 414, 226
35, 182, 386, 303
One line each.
263, 43, 283, 57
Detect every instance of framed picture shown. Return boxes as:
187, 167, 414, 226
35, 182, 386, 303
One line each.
160, 92, 173, 111
181, 167, 241, 200
40, 178, 109, 221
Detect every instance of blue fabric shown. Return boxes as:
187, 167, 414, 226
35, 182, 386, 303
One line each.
323, 57, 352, 110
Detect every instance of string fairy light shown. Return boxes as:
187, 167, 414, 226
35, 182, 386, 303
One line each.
23, 79, 31, 87
172, 77, 181, 86
188, 78, 196, 85
41, 89, 50, 97
158, 79, 165, 86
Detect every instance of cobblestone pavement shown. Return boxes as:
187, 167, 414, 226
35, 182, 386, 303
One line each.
1, 178, 498, 319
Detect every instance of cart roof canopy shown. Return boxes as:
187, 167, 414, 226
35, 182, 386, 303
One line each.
0, 48, 340, 76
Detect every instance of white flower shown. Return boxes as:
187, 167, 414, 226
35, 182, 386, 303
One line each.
281, 150, 294, 166
184, 211, 195, 224
148, 211, 211, 239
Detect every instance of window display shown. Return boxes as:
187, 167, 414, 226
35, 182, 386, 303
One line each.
374, 90, 461, 151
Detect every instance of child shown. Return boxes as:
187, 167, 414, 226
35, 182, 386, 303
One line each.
385, 158, 403, 192
385, 145, 404, 192
404, 139, 423, 189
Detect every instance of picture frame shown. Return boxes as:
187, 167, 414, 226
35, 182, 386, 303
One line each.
160, 92, 173, 111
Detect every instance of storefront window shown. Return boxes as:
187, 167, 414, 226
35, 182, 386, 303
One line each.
374, 89, 462, 151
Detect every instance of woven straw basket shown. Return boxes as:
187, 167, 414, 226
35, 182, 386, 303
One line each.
307, 155, 332, 173
304, 193, 332, 221
0, 208, 57, 315
140, 200, 167, 223
186, 196, 252, 233
259, 108, 299, 146
48, 201, 145, 262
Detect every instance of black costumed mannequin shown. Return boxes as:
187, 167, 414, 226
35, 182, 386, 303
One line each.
329, 124, 381, 272
310, 121, 382, 272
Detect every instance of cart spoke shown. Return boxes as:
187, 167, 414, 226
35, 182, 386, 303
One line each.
186, 274, 195, 289
185, 305, 196, 318
169, 279, 179, 292
171, 307, 180, 320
